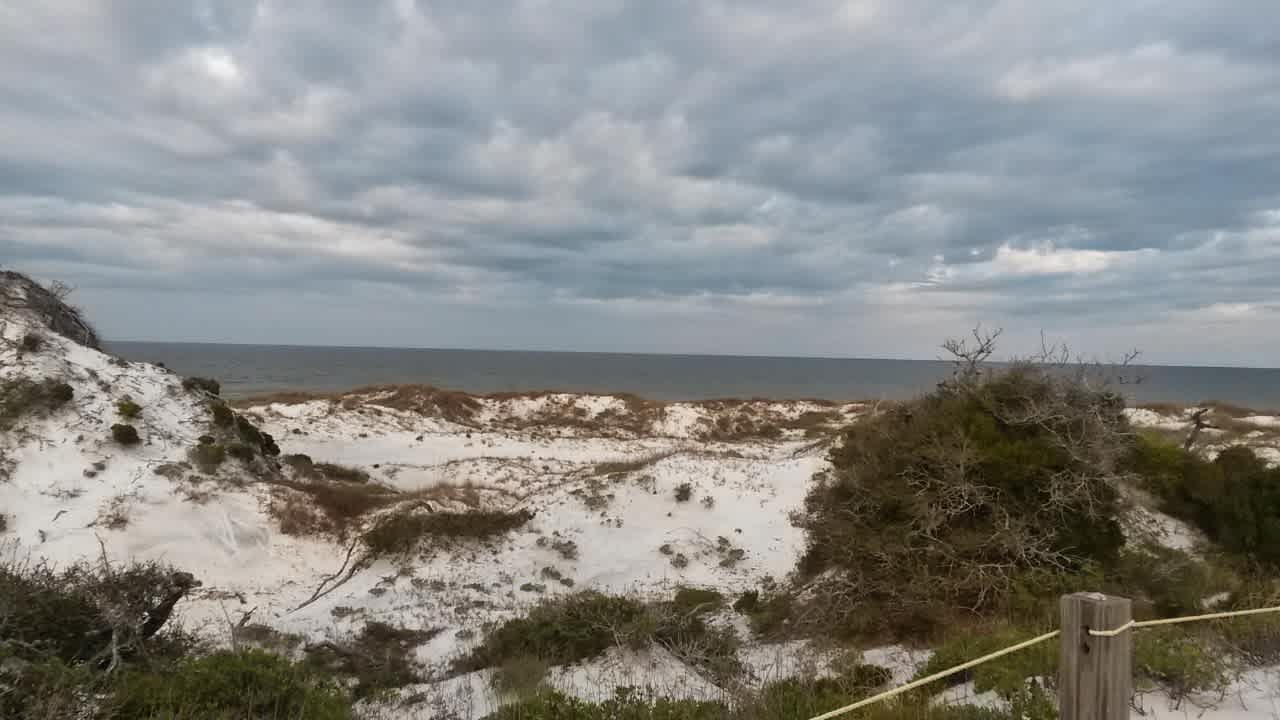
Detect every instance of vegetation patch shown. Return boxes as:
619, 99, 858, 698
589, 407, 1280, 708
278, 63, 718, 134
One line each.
188, 442, 226, 473
0, 377, 74, 430
1128, 434, 1280, 565
116, 398, 142, 419
20, 332, 42, 352
182, 376, 222, 396
268, 479, 400, 537
305, 621, 440, 699
108, 649, 351, 720
795, 333, 1131, 640
362, 508, 535, 557
209, 400, 235, 428
458, 590, 741, 682
111, 423, 142, 446
592, 450, 677, 477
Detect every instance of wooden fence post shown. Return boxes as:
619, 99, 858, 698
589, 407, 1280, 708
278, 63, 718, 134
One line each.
1059, 592, 1132, 720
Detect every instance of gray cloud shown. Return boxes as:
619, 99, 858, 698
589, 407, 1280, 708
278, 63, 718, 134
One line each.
1, 0, 1279, 365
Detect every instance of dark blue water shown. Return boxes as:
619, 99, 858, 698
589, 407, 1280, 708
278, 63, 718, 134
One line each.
108, 342, 1280, 409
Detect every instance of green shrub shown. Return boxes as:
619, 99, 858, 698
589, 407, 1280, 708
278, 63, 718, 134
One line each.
188, 443, 226, 473
797, 354, 1128, 640
362, 508, 535, 557
0, 377, 74, 430
459, 592, 647, 670
1129, 438, 1280, 565
916, 626, 1057, 700
672, 586, 724, 614
484, 688, 728, 720
460, 591, 741, 682
492, 655, 551, 698
112, 423, 142, 446
108, 649, 351, 719
0, 652, 99, 720
1110, 543, 1219, 618
304, 622, 438, 699
750, 665, 891, 719
235, 415, 280, 457
1134, 628, 1231, 701
20, 333, 42, 352
226, 442, 257, 462
117, 398, 142, 419
314, 462, 369, 483
183, 376, 222, 396
209, 401, 235, 428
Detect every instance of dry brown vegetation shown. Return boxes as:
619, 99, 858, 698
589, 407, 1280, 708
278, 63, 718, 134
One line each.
361, 507, 535, 557
592, 449, 679, 476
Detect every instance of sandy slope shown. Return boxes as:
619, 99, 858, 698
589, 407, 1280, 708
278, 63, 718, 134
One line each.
6, 295, 1280, 717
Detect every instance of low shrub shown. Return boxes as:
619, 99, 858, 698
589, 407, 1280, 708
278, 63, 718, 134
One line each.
226, 442, 257, 462
672, 586, 724, 614
20, 333, 42, 352
188, 443, 226, 473
485, 688, 728, 720
268, 480, 400, 537
117, 398, 142, 419
458, 592, 647, 670
209, 401, 235, 428
314, 462, 370, 483
235, 415, 280, 457
1129, 437, 1280, 565
749, 664, 892, 719
796, 338, 1130, 640
916, 626, 1057, 699
183, 376, 222, 396
362, 508, 535, 557
460, 590, 741, 682
674, 483, 693, 503
111, 423, 142, 446
305, 622, 439, 699
108, 649, 351, 719
492, 655, 551, 698
1134, 628, 1231, 702
0, 377, 74, 430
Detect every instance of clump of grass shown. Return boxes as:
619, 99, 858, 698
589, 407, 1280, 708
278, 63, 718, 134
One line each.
187, 443, 226, 473
209, 401, 234, 428
672, 586, 724, 613
0, 377, 74, 430
116, 398, 142, 419
314, 462, 369, 484
673, 483, 693, 502
492, 654, 551, 698
592, 450, 677, 477
459, 589, 742, 682
304, 621, 440, 700
111, 423, 141, 446
362, 508, 535, 557
182, 376, 222, 396
268, 480, 400, 538
20, 333, 43, 352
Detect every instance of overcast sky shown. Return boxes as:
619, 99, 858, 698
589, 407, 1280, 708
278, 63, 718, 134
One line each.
2, 2, 1279, 365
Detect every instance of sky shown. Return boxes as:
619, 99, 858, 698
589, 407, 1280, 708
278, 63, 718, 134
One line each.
2, 2, 1279, 366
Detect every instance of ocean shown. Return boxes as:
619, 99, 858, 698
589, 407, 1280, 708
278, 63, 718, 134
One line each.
108, 342, 1280, 409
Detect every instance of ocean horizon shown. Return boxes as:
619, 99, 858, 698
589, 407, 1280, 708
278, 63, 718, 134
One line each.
107, 341, 1280, 410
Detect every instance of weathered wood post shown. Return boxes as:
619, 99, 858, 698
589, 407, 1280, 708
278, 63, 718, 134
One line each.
1059, 593, 1132, 720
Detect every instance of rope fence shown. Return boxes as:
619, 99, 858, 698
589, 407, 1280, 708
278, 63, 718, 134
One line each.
805, 597, 1280, 720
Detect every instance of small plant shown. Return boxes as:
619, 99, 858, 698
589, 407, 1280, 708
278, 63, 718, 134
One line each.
304, 621, 438, 699
674, 483, 693, 503
362, 508, 535, 557
116, 398, 142, 419
226, 442, 257, 462
209, 401, 234, 428
20, 333, 42, 352
314, 462, 370, 483
671, 553, 689, 569
672, 586, 724, 613
111, 423, 141, 446
701, 494, 716, 509
1135, 627, 1231, 703
109, 649, 351, 719
549, 537, 580, 560
183, 376, 222, 396
0, 378, 74, 430
492, 654, 551, 698
187, 443, 226, 473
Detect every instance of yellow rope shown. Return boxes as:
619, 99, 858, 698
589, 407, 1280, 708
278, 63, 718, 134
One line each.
1088, 604, 1280, 637
804, 631, 1061, 720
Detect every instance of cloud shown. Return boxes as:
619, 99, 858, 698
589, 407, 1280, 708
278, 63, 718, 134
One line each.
1, 0, 1278, 365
